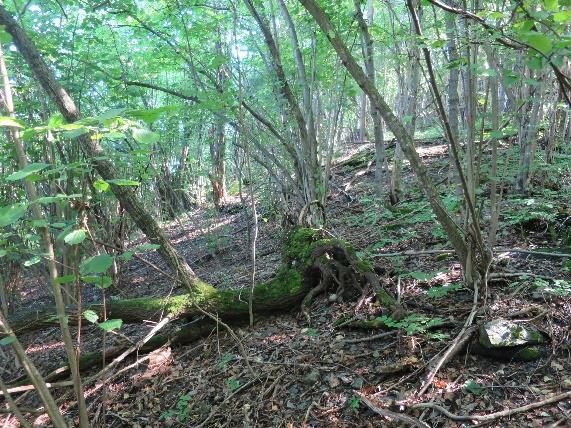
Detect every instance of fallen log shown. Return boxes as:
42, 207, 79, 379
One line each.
8, 228, 397, 335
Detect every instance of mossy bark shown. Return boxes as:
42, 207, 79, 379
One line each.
8, 228, 395, 333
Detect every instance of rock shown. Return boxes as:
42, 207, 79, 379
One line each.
351, 377, 364, 389
328, 294, 338, 302
479, 319, 545, 348
474, 319, 547, 362
303, 368, 321, 386
327, 374, 340, 388
339, 374, 352, 384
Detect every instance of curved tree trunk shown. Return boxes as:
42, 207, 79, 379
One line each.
9, 229, 396, 334
0, 5, 200, 293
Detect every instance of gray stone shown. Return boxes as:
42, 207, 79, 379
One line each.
479, 319, 545, 349
351, 377, 364, 389
302, 368, 321, 386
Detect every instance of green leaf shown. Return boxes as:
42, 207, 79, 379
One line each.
31, 219, 49, 228
136, 243, 160, 251
544, 0, 559, 11
431, 39, 446, 48
464, 380, 485, 395
407, 271, 435, 281
0, 336, 16, 346
24, 255, 41, 267
132, 128, 160, 145
64, 229, 86, 245
36, 196, 63, 204
83, 310, 99, 324
55, 275, 76, 285
524, 32, 553, 54
226, 377, 240, 391
553, 10, 571, 22
107, 179, 140, 186
0, 116, 24, 128
118, 251, 134, 261
0, 249, 6, 257
80, 254, 113, 274
0, 203, 27, 227
98, 319, 122, 331
126, 106, 180, 124
6, 163, 50, 181
0, 28, 12, 43
93, 179, 110, 192
92, 108, 126, 122
94, 276, 113, 289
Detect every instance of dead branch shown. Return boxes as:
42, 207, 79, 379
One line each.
411, 390, 571, 423
357, 392, 430, 428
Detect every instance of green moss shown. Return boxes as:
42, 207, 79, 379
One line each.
283, 227, 320, 265
254, 267, 303, 299
513, 346, 542, 361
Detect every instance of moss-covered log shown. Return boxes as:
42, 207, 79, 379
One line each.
7, 228, 396, 333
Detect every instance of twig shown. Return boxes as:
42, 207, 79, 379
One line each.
411, 390, 571, 422
194, 376, 262, 428
357, 392, 430, 428
342, 330, 397, 344
0, 381, 73, 396
417, 322, 478, 396
373, 249, 455, 258
489, 272, 556, 281
373, 247, 571, 258
496, 248, 571, 258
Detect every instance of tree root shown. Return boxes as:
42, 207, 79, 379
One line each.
6, 228, 397, 387
411, 390, 571, 423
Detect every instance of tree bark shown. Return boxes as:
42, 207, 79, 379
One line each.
0, 43, 90, 427
299, 0, 469, 267
354, 0, 386, 199
0, 5, 200, 293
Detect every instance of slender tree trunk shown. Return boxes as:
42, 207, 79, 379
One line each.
0, 5, 200, 293
0, 43, 90, 427
486, 48, 500, 246
354, 0, 386, 199
300, 0, 469, 268
445, 8, 461, 191
244, 0, 323, 226
0, 310, 67, 426
516, 71, 545, 193
209, 119, 227, 210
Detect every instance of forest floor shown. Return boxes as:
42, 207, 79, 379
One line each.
2, 139, 570, 427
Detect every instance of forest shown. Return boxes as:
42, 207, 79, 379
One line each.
0, 0, 569, 426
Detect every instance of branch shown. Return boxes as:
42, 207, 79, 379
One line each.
411, 390, 571, 422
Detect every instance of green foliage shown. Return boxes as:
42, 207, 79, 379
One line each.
63, 229, 86, 245
83, 309, 122, 331
80, 254, 113, 274
502, 197, 557, 228
427, 283, 461, 298
160, 392, 194, 423
348, 395, 361, 412
0, 203, 27, 227
217, 353, 234, 369
0, 335, 16, 346
6, 163, 49, 181
464, 380, 485, 395
226, 377, 240, 391
374, 314, 444, 336
534, 278, 571, 297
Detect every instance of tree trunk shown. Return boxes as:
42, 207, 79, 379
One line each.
354, 0, 386, 199
445, 9, 461, 192
0, 5, 200, 293
209, 119, 227, 210
9, 229, 396, 334
299, 0, 469, 269
0, 42, 90, 427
